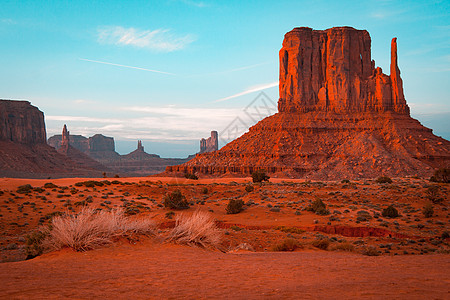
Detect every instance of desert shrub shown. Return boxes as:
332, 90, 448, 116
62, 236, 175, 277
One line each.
43, 183, 58, 189
442, 231, 449, 239
426, 185, 443, 204
341, 179, 350, 183
226, 199, 244, 214
362, 246, 380, 256
33, 187, 45, 193
423, 203, 434, 218
25, 228, 50, 259
307, 199, 330, 215
167, 210, 221, 248
276, 226, 305, 234
111, 180, 121, 185
429, 168, 450, 183
163, 190, 190, 210
75, 181, 104, 188
312, 238, 330, 250
201, 187, 208, 194
331, 242, 355, 252
245, 185, 254, 192
356, 210, 373, 222
382, 205, 399, 218
376, 176, 392, 184
45, 208, 154, 251
184, 173, 198, 180
17, 184, 33, 194
252, 170, 270, 183
272, 238, 301, 251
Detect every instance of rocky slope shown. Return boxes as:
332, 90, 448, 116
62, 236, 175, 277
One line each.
167, 27, 450, 179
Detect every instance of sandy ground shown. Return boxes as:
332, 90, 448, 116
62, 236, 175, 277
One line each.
0, 176, 449, 298
1, 240, 449, 299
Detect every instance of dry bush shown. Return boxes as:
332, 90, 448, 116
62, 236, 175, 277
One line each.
271, 238, 302, 251
167, 210, 221, 248
226, 199, 244, 214
45, 208, 155, 251
423, 203, 434, 218
330, 242, 355, 252
312, 238, 330, 250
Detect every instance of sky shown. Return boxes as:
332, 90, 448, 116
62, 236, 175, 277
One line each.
1, 0, 449, 157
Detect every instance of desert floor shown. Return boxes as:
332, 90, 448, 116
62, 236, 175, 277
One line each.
0, 176, 449, 298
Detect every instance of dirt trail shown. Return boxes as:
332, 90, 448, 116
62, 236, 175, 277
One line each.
1, 241, 449, 299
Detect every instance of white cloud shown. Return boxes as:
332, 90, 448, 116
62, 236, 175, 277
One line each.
214, 81, 278, 102
97, 26, 196, 52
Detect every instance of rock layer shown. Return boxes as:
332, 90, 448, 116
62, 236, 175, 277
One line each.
167, 27, 450, 179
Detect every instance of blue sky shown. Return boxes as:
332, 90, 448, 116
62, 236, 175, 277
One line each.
1, 0, 449, 157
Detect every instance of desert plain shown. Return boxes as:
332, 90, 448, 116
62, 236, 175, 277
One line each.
0, 175, 448, 299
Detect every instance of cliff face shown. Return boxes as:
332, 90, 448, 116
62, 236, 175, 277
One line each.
0, 100, 46, 144
167, 27, 450, 180
0, 101, 105, 178
278, 27, 409, 114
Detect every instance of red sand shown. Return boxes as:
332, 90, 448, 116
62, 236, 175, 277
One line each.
1, 240, 449, 299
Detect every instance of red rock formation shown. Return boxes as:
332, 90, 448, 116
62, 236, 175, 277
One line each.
0, 100, 46, 144
278, 27, 408, 114
166, 27, 450, 179
0, 101, 104, 178
200, 131, 218, 153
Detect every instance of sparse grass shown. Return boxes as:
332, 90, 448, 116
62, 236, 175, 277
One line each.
271, 238, 301, 251
245, 185, 254, 192
167, 210, 221, 248
226, 199, 244, 214
42, 208, 155, 252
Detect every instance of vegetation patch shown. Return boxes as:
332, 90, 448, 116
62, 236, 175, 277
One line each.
271, 238, 301, 251
167, 211, 221, 248
252, 170, 270, 183
163, 190, 190, 210
307, 199, 330, 215
382, 205, 399, 218
376, 176, 393, 184
226, 199, 244, 214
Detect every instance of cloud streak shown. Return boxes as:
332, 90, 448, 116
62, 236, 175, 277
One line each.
79, 58, 176, 75
214, 81, 278, 102
97, 26, 195, 52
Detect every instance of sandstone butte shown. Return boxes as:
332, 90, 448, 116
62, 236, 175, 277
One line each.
0, 100, 104, 178
167, 27, 450, 180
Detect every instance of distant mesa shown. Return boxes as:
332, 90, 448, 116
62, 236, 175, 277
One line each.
0, 100, 104, 178
200, 131, 218, 154
48, 126, 190, 176
167, 26, 450, 179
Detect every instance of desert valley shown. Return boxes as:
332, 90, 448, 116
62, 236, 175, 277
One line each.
0, 3, 449, 299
